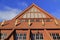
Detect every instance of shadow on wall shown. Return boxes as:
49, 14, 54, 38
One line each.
30, 31, 34, 40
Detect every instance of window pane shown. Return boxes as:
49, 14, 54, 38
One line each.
23, 34, 26, 39
25, 20, 28, 22
32, 33, 43, 40
50, 33, 60, 40
40, 36, 43, 39
38, 13, 42, 18
36, 19, 41, 22
30, 19, 34, 22
0, 33, 7, 40
46, 19, 51, 22
20, 34, 22, 36
23, 14, 27, 18
40, 33, 43, 36
20, 20, 25, 22
16, 33, 26, 40
33, 34, 35, 38
19, 36, 22, 39
35, 13, 38, 18
24, 34, 26, 36
23, 36, 26, 39
31, 13, 34, 18
27, 13, 30, 18
57, 36, 60, 39
56, 33, 59, 36
53, 36, 56, 39
36, 34, 39, 39
42, 14, 46, 18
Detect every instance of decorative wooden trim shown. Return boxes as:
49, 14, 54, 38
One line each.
54, 19, 59, 25
42, 19, 45, 26
1, 20, 6, 26
15, 19, 18, 26
28, 19, 31, 26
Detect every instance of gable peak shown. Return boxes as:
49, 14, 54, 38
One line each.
13, 3, 55, 20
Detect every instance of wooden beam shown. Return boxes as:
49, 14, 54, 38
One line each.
15, 19, 18, 26
28, 19, 31, 26
44, 29, 53, 40
1, 20, 6, 26
41, 13, 45, 26
27, 29, 30, 40
42, 19, 45, 26
5, 29, 15, 40
54, 19, 58, 25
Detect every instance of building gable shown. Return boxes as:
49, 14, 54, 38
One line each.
13, 3, 54, 20
0, 3, 60, 29
22, 6, 46, 18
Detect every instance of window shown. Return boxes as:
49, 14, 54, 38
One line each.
16, 33, 26, 40
36, 19, 42, 22
27, 13, 30, 18
46, 19, 50, 22
32, 33, 43, 40
50, 33, 60, 40
23, 8, 46, 19
31, 13, 34, 18
42, 13, 46, 18
23, 14, 27, 18
20, 20, 25, 22
25, 19, 34, 22
25, 19, 28, 22
0, 33, 7, 40
30, 19, 34, 22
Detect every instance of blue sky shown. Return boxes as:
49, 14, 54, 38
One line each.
0, 0, 60, 22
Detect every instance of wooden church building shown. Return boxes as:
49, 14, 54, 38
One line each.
0, 3, 60, 40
